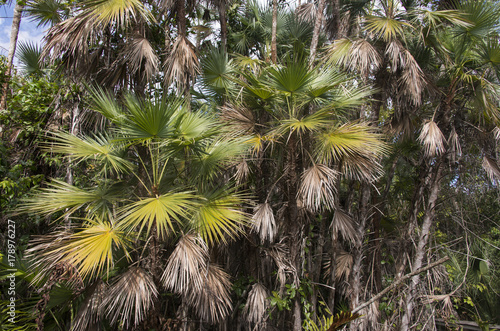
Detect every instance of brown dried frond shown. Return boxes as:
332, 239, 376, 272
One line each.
447, 127, 462, 162
493, 127, 500, 141
399, 50, 425, 106
252, 203, 277, 243
265, 240, 297, 287
349, 39, 381, 76
72, 280, 106, 331
234, 159, 250, 184
122, 36, 159, 82
244, 283, 270, 326
298, 164, 338, 212
385, 40, 404, 73
418, 120, 446, 157
220, 103, 255, 133
296, 3, 316, 22
335, 250, 353, 281
103, 266, 158, 328
482, 155, 500, 183
186, 264, 232, 324
162, 234, 208, 293
331, 209, 358, 245
164, 36, 199, 94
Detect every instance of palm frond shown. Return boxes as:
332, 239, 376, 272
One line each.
103, 266, 158, 328
325, 38, 381, 76
17, 42, 45, 76
21, 180, 112, 218
29, 219, 131, 279
418, 120, 446, 157
298, 164, 337, 212
161, 234, 208, 293
201, 48, 235, 92
164, 36, 199, 93
482, 156, 500, 184
251, 203, 276, 243
191, 189, 249, 245
119, 192, 195, 239
72, 280, 106, 331
335, 250, 354, 281
185, 264, 232, 324
122, 36, 159, 82
25, 0, 69, 27
220, 103, 255, 133
45, 131, 133, 174
331, 209, 358, 245
268, 61, 315, 94
84, 0, 151, 28
365, 15, 412, 42
244, 283, 269, 326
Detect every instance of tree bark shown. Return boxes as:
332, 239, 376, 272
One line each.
400, 160, 444, 330
308, 0, 325, 67
271, 0, 278, 64
1, 1, 25, 110
219, 0, 227, 49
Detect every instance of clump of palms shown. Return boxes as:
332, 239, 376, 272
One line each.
23, 89, 251, 329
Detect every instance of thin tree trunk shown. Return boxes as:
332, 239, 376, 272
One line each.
271, 0, 278, 64
219, 0, 227, 49
308, 0, 326, 67
400, 160, 444, 330
1, 1, 24, 110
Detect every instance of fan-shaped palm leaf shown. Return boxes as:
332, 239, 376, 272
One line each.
119, 192, 195, 239
244, 283, 270, 325
17, 41, 45, 76
103, 266, 157, 328
298, 164, 337, 212
186, 264, 232, 324
161, 234, 208, 293
252, 203, 276, 243
25, 0, 69, 27
192, 189, 249, 244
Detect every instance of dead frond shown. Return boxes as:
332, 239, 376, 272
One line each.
186, 264, 232, 324
164, 36, 199, 94
298, 164, 338, 212
122, 36, 159, 82
336, 250, 353, 281
244, 283, 270, 326
234, 159, 250, 184
399, 49, 425, 106
72, 280, 106, 331
103, 266, 158, 328
220, 103, 255, 133
482, 155, 500, 183
418, 120, 446, 157
162, 234, 208, 293
296, 3, 316, 22
447, 127, 462, 162
331, 209, 358, 245
252, 203, 277, 243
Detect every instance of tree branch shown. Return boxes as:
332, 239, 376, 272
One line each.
352, 256, 450, 314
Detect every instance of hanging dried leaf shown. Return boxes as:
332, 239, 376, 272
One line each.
298, 164, 338, 212
418, 120, 446, 157
252, 203, 277, 243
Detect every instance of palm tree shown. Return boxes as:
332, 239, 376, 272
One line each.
23, 90, 251, 329
200, 45, 387, 329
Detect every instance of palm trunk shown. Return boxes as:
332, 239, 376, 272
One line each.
271, 0, 278, 64
1, 1, 24, 110
219, 0, 227, 50
308, 0, 325, 67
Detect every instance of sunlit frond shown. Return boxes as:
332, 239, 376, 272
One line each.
119, 193, 194, 239
315, 122, 388, 164
84, 0, 151, 28
192, 189, 249, 244
298, 164, 337, 212
45, 131, 133, 174
365, 15, 412, 42
161, 234, 208, 293
103, 266, 158, 328
21, 180, 115, 218
418, 120, 446, 157
325, 38, 381, 76
30, 219, 130, 279
186, 264, 232, 324
244, 283, 270, 326
252, 203, 276, 243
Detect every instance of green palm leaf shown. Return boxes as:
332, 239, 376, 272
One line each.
119, 193, 195, 239
192, 189, 249, 244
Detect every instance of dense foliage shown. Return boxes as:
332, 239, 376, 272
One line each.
1, 0, 500, 330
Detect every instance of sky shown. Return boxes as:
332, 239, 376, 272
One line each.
0, 3, 45, 60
